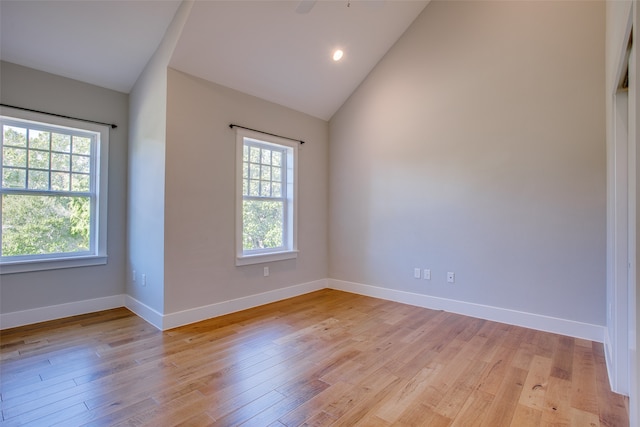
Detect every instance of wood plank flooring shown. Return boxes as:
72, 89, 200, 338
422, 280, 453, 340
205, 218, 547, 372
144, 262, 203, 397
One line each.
0, 289, 629, 426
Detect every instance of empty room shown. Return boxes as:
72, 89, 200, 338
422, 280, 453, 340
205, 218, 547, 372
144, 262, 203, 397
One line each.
0, 0, 638, 426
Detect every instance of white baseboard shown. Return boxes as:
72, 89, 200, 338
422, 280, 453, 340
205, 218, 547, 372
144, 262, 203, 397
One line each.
0, 294, 125, 330
328, 279, 605, 343
124, 295, 164, 330
161, 279, 327, 330
0, 279, 605, 344
0, 280, 326, 332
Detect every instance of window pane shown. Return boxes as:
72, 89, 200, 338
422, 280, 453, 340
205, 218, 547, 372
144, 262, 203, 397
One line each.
72, 155, 90, 173
71, 174, 90, 192
242, 179, 248, 196
243, 145, 249, 162
52, 133, 71, 153
242, 163, 249, 179
73, 136, 91, 155
261, 181, 271, 197
272, 151, 282, 167
28, 170, 49, 190
51, 153, 71, 171
1, 194, 90, 256
249, 180, 260, 197
29, 150, 50, 169
250, 146, 260, 163
272, 167, 281, 182
261, 149, 271, 165
272, 183, 281, 197
249, 164, 260, 180
3, 147, 26, 167
260, 165, 271, 181
242, 200, 283, 251
3, 126, 27, 147
2, 168, 26, 189
29, 130, 50, 150
51, 172, 70, 191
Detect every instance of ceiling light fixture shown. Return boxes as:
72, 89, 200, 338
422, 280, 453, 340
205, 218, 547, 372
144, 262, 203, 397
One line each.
333, 49, 344, 61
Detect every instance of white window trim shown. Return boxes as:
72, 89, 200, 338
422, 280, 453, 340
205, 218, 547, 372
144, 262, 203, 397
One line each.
0, 255, 108, 274
235, 128, 298, 266
0, 106, 109, 274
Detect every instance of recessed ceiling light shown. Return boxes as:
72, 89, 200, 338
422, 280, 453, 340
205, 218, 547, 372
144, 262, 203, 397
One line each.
333, 49, 344, 62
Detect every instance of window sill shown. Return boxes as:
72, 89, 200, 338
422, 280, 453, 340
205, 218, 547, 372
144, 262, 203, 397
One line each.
0, 255, 108, 275
236, 250, 298, 266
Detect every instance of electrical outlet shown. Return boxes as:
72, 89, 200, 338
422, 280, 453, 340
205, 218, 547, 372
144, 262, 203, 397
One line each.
423, 269, 431, 280
447, 272, 455, 283
142, 273, 147, 287
414, 268, 421, 279
264, 266, 269, 277
132, 270, 136, 282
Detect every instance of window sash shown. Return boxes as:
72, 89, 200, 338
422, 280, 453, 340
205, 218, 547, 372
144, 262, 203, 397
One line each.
0, 192, 95, 261
242, 199, 286, 254
1, 117, 97, 195
242, 140, 287, 201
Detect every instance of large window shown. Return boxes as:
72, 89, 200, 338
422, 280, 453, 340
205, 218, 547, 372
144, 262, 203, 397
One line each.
235, 128, 297, 265
0, 108, 108, 273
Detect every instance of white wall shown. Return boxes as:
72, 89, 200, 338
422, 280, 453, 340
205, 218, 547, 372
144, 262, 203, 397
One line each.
127, 46, 167, 314
329, 1, 605, 325
127, 1, 193, 314
163, 69, 329, 314
0, 61, 128, 313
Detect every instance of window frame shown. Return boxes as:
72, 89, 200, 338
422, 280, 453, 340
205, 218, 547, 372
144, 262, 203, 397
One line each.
0, 107, 109, 274
235, 128, 298, 266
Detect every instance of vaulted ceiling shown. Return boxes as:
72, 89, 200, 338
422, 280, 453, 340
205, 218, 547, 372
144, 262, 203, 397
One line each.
0, 0, 429, 120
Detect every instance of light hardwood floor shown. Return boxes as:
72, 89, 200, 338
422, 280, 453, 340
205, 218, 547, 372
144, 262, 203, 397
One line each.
0, 289, 629, 426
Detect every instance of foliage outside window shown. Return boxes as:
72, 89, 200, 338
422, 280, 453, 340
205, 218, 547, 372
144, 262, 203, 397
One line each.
235, 128, 297, 266
0, 109, 108, 273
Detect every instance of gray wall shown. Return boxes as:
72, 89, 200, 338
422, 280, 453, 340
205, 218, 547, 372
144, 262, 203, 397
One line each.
0, 61, 128, 312
127, 1, 192, 313
163, 69, 329, 313
329, 1, 606, 325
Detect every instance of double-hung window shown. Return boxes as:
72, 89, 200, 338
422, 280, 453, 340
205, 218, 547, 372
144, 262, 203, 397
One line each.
0, 108, 109, 274
235, 128, 297, 265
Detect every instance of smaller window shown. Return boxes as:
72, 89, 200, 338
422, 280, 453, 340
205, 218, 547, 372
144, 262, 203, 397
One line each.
235, 128, 297, 266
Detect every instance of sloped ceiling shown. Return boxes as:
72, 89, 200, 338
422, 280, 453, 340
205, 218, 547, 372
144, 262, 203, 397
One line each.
169, 0, 429, 120
1, 0, 429, 120
0, 0, 182, 93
